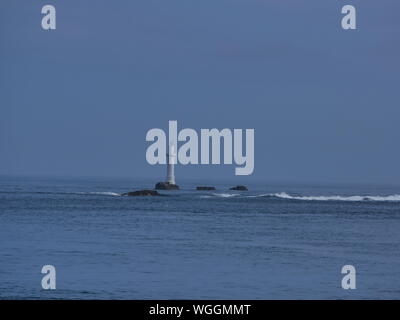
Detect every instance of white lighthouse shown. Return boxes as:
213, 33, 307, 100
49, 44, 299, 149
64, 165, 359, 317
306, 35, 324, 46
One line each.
166, 144, 176, 185
155, 143, 179, 190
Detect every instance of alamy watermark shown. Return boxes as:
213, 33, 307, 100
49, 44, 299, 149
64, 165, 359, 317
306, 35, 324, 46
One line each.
39, 4, 357, 31
341, 265, 356, 290
146, 121, 254, 175
41, 265, 56, 290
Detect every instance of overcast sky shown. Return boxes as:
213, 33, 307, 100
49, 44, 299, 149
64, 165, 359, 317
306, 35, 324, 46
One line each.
1, 0, 399, 184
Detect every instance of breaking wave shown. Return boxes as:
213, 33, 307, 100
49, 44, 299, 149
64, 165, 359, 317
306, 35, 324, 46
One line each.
212, 193, 241, 198
86, 192, 121, 196
199, 193, 240, 199
259, 192, 400, 202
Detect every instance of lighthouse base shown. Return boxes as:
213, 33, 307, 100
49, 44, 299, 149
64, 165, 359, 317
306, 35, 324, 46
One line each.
155, 182, 180, 190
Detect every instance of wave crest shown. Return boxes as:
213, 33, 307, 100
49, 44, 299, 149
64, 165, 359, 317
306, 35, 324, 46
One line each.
212, 193, 240, 198
86, 192, 121, 196
200, 193, 240, 199
265, 192, 400, 202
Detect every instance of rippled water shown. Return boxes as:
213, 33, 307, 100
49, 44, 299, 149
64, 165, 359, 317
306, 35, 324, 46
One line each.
1, 176, 399, 299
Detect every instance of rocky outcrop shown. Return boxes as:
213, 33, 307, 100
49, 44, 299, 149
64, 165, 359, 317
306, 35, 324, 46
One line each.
196, 186, 216, 191
122, 189, 161, 196
229, 185, 248, 191
155, 182, 180, 190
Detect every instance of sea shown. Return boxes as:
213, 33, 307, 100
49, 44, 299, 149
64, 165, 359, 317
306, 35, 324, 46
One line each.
1, 176, 399, 299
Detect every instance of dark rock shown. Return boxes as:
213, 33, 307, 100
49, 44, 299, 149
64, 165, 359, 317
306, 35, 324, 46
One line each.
196, 186, 216, 191
122, 189, 161, 196
229, 185, 248, 191
155, 182, 180, 190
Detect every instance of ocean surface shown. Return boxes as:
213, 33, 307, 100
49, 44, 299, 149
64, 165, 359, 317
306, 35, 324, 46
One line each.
1, 176, 400, 299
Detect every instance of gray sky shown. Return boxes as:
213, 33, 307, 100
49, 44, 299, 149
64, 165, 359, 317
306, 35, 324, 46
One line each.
1, 0, 399, 184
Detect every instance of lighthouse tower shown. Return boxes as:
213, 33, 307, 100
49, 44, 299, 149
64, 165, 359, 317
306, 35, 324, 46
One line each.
166, 144, 176, 185
155, 143, 180, 190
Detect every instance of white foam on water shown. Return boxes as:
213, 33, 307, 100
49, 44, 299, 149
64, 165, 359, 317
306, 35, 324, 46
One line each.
87, 192, 121, 196
199, 195, 212, 199
212, 193, 240, 198
267, 192, 400, 202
